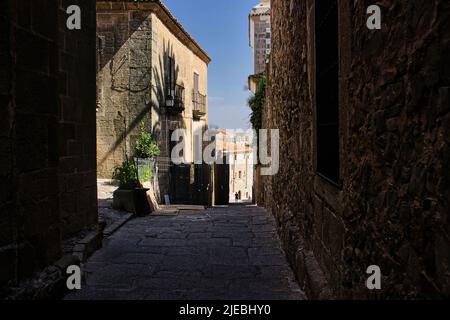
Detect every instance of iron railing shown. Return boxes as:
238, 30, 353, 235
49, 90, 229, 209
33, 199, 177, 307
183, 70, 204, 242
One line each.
192, 90, 207, 116
166, 84, 185, 112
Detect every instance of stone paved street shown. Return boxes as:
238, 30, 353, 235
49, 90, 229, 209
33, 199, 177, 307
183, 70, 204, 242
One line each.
65, 205, 306, 300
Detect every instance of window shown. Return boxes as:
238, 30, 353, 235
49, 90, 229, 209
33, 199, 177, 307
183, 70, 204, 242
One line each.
194, 72, 199, 95
193, 72, 199, 105
96, 36, 104, 73
239, 171, 242, 179
315, 0, 340, 184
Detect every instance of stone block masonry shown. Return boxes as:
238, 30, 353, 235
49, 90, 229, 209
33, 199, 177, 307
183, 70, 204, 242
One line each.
96, 7, 152, 179
0, 0, 98, 297
256, 0, 450, 299
58, 0, 98, 237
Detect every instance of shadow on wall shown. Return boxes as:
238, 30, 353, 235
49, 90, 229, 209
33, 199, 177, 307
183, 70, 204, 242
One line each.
96, 15, 189, 174
96, 10, 154, 170
152, 40, 188, 141
96, 12, 186, 170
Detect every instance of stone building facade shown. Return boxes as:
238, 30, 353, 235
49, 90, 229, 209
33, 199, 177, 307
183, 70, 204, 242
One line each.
249, 0, 271, 77
1, 0, 98, 297
96, 1, 210, 199
215, 130, 255, 203
256, 0, 450, 299
228, 136, 254, 203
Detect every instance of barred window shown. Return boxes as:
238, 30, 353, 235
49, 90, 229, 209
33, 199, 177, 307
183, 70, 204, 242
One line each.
167, 56, 175, 95
315, 0, 340, 184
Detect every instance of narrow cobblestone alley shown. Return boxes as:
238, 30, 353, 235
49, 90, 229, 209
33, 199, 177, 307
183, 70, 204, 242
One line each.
65, 206, 305, 300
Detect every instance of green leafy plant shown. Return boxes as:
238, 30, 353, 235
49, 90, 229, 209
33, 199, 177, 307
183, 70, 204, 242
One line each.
135, 122, 161, 159
113, 160, 140, 189
248, 75, 266, 132
140, 167, 153, 182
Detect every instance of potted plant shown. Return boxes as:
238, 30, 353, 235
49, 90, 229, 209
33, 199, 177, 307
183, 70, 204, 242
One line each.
113, 160, 140, 190
134, 122, 160, 185
112, 160, 151, 216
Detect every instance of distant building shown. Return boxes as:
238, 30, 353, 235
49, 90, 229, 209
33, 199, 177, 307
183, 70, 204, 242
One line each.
248, 0, 270, 92
213, 130, 254, 203
228, 136, 254, 203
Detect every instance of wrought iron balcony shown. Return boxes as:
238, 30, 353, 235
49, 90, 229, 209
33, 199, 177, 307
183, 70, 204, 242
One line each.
165, 84, 185, 114
192, 90, 207, 119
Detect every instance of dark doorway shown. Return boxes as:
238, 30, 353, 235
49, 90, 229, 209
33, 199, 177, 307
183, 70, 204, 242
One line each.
169, 164, 191, 204
215, 162, 230, 205
192, 164, 212, 206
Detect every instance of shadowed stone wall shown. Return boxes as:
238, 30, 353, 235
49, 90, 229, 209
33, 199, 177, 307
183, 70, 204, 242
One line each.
59, 0, 98, 237
257, 0, 450, 299
0, 0, 97, 297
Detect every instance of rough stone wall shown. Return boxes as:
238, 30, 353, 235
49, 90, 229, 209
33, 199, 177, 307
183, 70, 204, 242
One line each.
0, 0, 17, 290
0, 0, 97, 296
258, 0, 450, 299
343, 0, 450, 299
96, 3, 152, 179
258, 0, 322, 298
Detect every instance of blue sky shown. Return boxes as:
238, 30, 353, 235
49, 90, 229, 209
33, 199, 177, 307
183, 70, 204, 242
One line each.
163, 0, 259, 130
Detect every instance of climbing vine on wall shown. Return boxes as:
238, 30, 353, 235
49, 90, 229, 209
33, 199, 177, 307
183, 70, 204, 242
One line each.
248, 75, 266, 133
